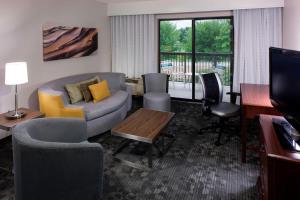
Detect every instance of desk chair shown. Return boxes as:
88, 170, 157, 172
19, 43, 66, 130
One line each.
199, 72, 240, 146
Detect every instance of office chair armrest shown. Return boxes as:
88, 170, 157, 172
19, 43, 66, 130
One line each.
226, 92, 241, 96
200, 98, 216, 104
226, 92, 241, 104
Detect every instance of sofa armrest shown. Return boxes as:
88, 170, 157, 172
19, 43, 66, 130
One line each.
120, 84, 132, 111
38, 90, 84, 119
121, 84, 133, 96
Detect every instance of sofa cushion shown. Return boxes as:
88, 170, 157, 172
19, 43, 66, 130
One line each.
65, 82, 83, 104
80, 90, 128, 121
80, 79, 98, 102
64, 76, 101, 104
89, 80, 111, 103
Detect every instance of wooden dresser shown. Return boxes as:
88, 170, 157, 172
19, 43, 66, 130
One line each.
259, 115, 300, 200
240, 83, 281, 162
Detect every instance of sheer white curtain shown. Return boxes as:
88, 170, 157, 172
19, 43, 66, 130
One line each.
233, 8, 282, 92
110, 15, 156, 78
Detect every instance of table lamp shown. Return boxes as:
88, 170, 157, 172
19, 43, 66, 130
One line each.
5, 62, 28, 119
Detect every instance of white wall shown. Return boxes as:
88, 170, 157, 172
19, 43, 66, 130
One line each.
156, 11, 232, 20
283, 0, 300, 50
0, 0, 111, 115
107, 0, 284, 16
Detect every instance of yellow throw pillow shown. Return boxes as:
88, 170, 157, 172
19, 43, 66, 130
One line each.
89, 80, 111, 103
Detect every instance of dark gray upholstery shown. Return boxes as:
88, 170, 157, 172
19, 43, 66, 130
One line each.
200, 72, 240, 145
211, 102, 240, 118
12, 118, 103, 200
142, 73, 171, 112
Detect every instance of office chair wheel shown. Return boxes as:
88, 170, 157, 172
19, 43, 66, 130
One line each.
198, 130, 203, 135
214, 140, 221, 146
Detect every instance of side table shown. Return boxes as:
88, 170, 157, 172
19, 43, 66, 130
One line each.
0, 108, 44, 172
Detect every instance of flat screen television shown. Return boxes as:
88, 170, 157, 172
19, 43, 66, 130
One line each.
270, 47, 300, 132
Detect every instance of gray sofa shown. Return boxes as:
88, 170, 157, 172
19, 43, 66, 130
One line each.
12, 118, 103, 200
38, 72, 132, 138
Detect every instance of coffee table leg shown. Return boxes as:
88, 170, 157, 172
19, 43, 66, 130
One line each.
113, 139, 132, 156
148, 144, 153, 168
161, 135, 165, 153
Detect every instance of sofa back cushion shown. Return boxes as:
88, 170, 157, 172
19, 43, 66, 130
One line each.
65, 83, 82, 104
65, 76, 101, 104
80, 79, 99, 102
39, 72, 125, 104
89, 80, 111, 103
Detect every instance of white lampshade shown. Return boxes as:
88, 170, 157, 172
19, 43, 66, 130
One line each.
5, 62, 28, 85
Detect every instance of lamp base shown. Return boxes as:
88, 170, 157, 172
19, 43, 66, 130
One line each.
5, 110, 26, 120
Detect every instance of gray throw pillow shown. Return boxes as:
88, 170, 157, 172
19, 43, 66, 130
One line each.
80, 80, 98, 102
65, 83, 82, 104
65, 76, 101, 104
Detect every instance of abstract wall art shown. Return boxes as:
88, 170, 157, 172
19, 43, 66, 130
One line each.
43, 25, 98, 61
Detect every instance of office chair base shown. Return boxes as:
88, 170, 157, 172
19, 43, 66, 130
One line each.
198, 123, 219, 134
214, 141, 221, 146
199, 125, 223, 146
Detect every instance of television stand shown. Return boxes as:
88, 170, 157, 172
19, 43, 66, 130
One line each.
259, 115, 300, 200
272, 118, 300, 151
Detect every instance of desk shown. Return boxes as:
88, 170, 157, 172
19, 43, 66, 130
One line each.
240, 84, 281, 162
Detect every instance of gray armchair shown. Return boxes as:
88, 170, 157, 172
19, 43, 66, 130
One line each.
142, 73, 171, 112
12, 118, 104, 200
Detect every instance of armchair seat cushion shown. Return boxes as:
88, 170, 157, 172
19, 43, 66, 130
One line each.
143, 92, 171, 112
211, 102, 240, 118
78, 90, 128, 121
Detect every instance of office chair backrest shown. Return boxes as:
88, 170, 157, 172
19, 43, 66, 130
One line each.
200, 72, 223, 103
142, 73, 169, 93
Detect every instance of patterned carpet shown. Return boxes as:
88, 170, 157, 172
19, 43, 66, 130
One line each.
0, 99, 260, 200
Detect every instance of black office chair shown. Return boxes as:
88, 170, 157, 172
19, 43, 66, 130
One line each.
199, 72, 240, 146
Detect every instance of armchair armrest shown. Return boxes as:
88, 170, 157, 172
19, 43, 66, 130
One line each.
21, 118, 88, 143
14, 140, 104, 200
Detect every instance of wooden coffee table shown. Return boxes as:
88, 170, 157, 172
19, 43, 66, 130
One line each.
111, 108, 175, 169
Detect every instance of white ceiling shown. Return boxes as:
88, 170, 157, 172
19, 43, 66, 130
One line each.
96, 0, 158, 3
98, 0, 284, 16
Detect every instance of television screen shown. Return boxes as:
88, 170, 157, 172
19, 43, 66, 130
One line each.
270, 47, 300, 109
270, 47, 300, 131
